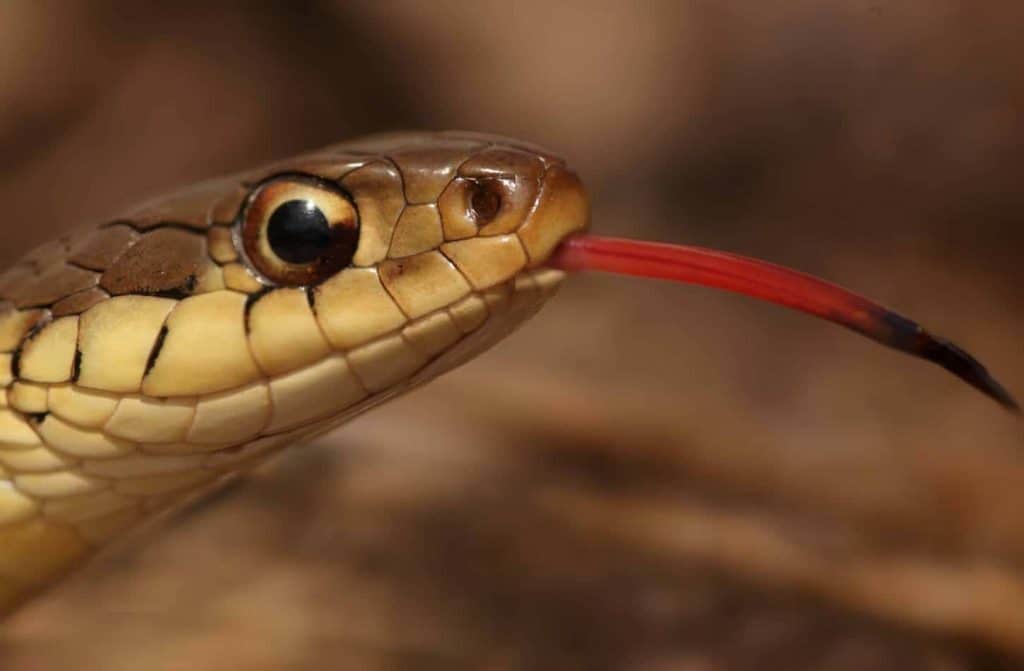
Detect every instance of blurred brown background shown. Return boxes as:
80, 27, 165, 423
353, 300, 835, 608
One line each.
1, 1, 1023, 669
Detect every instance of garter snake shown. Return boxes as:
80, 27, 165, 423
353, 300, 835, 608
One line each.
0, 130, 1013, 617
0, 131, 587, 614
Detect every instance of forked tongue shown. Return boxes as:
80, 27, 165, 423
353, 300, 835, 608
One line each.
549, 235, 1019, 413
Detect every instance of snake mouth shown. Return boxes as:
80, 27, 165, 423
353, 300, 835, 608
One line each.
547, 234, 1019, 413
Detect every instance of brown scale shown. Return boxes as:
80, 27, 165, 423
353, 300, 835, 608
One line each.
99, 228, 206, 297
121, 176, 239, 232
10, 265, 99, 310
68, 224, 139, 271
51, 289, 111, 318
21, 238, 74, 270
0, 265, 38, 303
210, 186, 250, 225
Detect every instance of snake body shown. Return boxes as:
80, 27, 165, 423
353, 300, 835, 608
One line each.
0, 131, 589, 614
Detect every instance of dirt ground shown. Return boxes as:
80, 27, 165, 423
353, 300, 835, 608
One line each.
0, 2, 1022, 669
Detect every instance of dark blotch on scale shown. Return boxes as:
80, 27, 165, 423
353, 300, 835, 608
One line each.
243, 288, 274, 334
144, 326, 169, 377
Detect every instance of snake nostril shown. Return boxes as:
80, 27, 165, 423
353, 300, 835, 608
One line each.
468, 179, 503, 224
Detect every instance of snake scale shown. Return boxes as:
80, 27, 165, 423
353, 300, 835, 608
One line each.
0, 131, 588, 615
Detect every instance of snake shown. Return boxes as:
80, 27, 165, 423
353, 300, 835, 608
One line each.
0, 130, 1015, 617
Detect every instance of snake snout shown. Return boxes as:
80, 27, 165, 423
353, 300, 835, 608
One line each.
520, 165, 591, 268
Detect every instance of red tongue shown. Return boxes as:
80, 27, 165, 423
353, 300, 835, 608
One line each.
549, 234, 1019, 413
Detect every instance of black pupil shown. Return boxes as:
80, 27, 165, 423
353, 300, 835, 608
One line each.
267, 199, 331, 264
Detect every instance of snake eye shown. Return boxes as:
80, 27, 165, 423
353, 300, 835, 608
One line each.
241, 175, 359, 285
468, 179, 503, 224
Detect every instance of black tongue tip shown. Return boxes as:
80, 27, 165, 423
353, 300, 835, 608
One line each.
921, 336, 1021, 415
881, 311, 1020, 414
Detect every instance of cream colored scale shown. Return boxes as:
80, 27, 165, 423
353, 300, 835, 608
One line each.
0, 131, 590, 614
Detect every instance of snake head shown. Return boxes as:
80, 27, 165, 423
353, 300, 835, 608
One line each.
0, 132, 592, 613
0, 130, 590, 455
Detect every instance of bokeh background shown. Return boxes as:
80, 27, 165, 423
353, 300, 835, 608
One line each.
1, 1, 1023, 669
